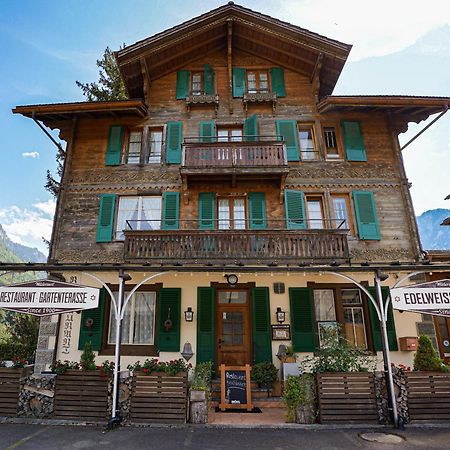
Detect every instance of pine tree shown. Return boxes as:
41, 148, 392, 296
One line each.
413, 335, 443, 371
80, 341, 97, 371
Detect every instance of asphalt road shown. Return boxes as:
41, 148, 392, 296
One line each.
1, 424, 450, 450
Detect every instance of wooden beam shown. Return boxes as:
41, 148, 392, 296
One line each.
310, 53, 323, 103
227, 19, 233, 114
140, 57, 152, 98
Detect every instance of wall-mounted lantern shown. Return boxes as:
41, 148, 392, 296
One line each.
276, 307, 286, 324
184, 307, 194, 322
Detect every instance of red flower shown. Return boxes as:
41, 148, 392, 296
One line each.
143, 368, 149, 374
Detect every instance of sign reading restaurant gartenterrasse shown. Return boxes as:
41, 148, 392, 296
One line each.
0, 279, 100, 316
391, 279, 450, 317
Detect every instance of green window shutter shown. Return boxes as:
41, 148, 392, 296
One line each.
176, 70, 190, 99
270, 67, 286, 97
284, 189, 306, 229
162, 192, 179, 230
276, 120, 299, 161
252, 287, 272, 363
78, 288, 106, 351
244, 115, 258, 142
232, 67, 246, 97
341, 121, 367, 161
200, 121, 215, 143
96, 194, 116, 243
105, 125, 123, 166
353, 191, 380, 240
157, 288, 181, 352
249, 192, 266, 230
166, 121, 182, 164
289, 288, 315, 352
368, 287, 398, 351
197, 287, 215, 364
198, 192, 215, 230
204, 64, 215, 95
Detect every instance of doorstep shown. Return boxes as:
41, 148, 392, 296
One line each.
208, 407, 287, 425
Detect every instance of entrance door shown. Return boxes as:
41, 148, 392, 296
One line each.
434, 316, 450, 364
216, 290, 251, 367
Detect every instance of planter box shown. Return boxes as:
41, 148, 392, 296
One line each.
316, 372, 378, 424
130, 372, 188, 424
53, 370, 109, 421
406, 372, 450, 421
0, 367, 32, 417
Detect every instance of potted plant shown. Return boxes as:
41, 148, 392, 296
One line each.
251, 362, 278, 396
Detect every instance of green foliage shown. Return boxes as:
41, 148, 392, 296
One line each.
0, 341, 35, 361
282, 374, 315, 423
414, 335, 444, 371
127, 358, 191, 375
80, 341, 97, 371
76, 46, 127, 102
100, 360, 115, 376
251, 362, 278, 388
302, 328, 376, 373
50, 360, 80, 374
190, 361, 213, 391
11, 357, 28, 368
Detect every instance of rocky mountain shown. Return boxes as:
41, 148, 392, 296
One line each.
0, 224, 46, 263
417, 209, 450, 251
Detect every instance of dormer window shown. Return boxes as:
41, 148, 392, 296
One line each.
246, 70, 269, 94
191, 72, 203, 96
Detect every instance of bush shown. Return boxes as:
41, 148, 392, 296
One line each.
0, 341, 35, 362
251, 362, 278, 388
282, 374, 315, 423
80, 341, 96, 371
190, 361, 213, 391
414, 335, 443, 371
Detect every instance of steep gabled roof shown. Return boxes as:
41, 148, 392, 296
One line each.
116, 2, 351, 99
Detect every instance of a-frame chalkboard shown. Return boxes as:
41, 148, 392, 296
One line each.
219, 364, 253, 412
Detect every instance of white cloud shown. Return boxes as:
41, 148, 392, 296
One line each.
274, 0, 450, 61
21, 151, 39, 159
33, 199, 56, 217
0, 203, 54, 254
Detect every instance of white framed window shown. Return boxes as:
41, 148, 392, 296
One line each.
306, 196, 324, 229
298, 125, 316, 160
323, 126, 340, 158
108, 291, 156, 345
341, 289, 367, 349
115, 196, 162, 240
191, 72, 203, 95
332, 196, 351, 231
314, 289, 338, 348
246, 70, 269, 94
147, 130, 163, 163
126, 131, 142, 164
217, 127, 243, 142
218, 197, 246, 230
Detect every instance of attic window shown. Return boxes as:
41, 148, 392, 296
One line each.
247, 70, 269, 94
191, 73, 203, 96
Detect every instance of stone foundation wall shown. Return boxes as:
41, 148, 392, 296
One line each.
18, 374, 56, 418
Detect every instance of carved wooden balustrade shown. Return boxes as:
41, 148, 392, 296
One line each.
124, 229, 349, 265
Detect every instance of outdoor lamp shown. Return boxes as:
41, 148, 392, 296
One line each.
184, 307, 194, 322
225, 274, 238, 286
276, 307, 286, 324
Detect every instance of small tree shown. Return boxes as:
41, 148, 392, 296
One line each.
80, 341, 97, 371
413, 335, 443, 371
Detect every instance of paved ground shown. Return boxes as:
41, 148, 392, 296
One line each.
1, 423, 450, 450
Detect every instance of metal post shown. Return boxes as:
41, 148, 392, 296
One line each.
375, 270, 398, 427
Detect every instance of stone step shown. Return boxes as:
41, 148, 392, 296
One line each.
209, 397, 284, 409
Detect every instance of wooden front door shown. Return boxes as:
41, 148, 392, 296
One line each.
216, 289, 251, 368
434, 316, 450, 364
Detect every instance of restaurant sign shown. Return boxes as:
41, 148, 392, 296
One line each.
391, 279, 450, 317
0, 279, 100, 316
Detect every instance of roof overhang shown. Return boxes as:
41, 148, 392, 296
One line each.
318, 95, 450, 133
116, 3, 351, 99
13, 99, 148, 127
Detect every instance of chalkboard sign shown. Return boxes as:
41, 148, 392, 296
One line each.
219, 364, 253, 412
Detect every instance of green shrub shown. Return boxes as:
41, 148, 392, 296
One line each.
251, 362, 278, 388
80, 341, 96, 371
282, 374, 315, 423
50, 360, 80, 374
0, 341, 35, 362
414, 335, 443, 371
190, 361, 213, 391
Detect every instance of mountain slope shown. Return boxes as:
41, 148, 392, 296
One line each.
417, 209, 450, 250
0, 224, 46, 263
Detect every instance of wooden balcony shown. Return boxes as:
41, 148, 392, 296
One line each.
123, 229, 349, 265
180, 138, 289, 186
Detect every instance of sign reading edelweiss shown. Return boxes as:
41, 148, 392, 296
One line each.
391, 279, 450, 317
0, 279, 100, 316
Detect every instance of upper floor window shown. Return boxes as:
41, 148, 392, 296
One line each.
246, 70, 269, 94
217, 127, 243, 142
298, 125, 317, 160
331, 194, 352, 233
218, 197, 246, 230
233, 67, 285, 98
191, 72, 203, 96
126, 131, 142, 164
148, 130, 163, 163
323, 126, 340, 159
305, 195, 324, 229
125, 128, 163, 164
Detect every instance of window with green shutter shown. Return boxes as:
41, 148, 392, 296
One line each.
248, 192, 266, 230
353, 191, 380, 240
166, 121, 182, 164
157, 288, 181, 352
252, 287, 272, 363
105, 125, 123, 166
289, 288, 316, 352
232, 67, 246, 97
198, 193, 215, 230
341, 121, 367, 161
197, 287, 215, 364
78, 288, 107, 351
270, 67, 286, 97
284, 190, 306, 229
200, 121, 215, 143
204, 64, 215, 95
244, 115, 258, 142
276, 120, 299, 161
96, 194, 116, 243
176, 70, 190, 99
367, 287, 398, 351
162, 192, 179, 230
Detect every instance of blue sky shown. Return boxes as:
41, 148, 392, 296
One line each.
0, 0, 449, 254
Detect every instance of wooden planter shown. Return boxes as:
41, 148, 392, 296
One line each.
53, 370, 109, 421
130, 371, 188, 423
406, 372, 450, 421
316, 372, 378, 423
0, 367, 32, 417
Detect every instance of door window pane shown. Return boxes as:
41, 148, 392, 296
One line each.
259, 72, 268, 92
218, 291, 247, 304
234, 198, 246, 229
231, 129, 243, 142
217, 129, 229, 142
192, 73, 202, 95
299, 127, 316, 160
341, 289, 362, 305
218, 199, 230, 230
247, 72, 257, 93
343, 306, 367, 349
333, 197, 350, 230
307, 199, 324, 229
148, 130, 162, 163
314, 290, 336, 321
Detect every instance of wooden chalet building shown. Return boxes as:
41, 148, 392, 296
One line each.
13, 3, 450, 373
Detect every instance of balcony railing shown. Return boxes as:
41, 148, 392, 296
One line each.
123, 219, 349, 264
181, 136, 287, 169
